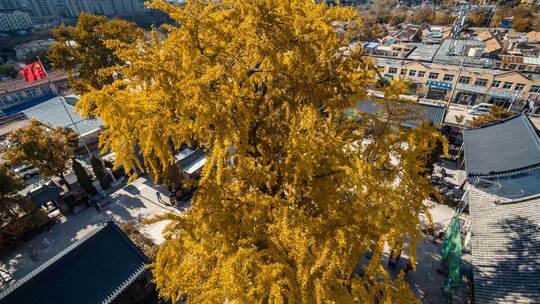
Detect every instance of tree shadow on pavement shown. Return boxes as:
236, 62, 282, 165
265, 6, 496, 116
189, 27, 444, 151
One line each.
472, 216, 540, 303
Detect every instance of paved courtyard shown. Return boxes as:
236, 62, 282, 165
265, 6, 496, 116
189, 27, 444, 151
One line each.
0, 176, 182, 287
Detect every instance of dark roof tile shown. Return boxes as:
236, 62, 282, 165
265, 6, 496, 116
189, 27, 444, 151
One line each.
0, 222, 149, 304
463, 114, 540, 176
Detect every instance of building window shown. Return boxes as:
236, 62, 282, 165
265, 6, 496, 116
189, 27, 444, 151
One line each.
417, 71, 425, 77
491, 80, 501, 88
443, 74, 454, 82
429, 72, 439, 79
41, 86, 52, 94
514, 83, 525, 91
400, 69, 407, 75
15, 92, 25, 102
458, 76, 471, 84
388, 68, 397, 74
530, 85, 540, 93
27, 88, 40, 98
517, 65, 526, 71
0, 97, 9, 106
474, 78, 488, 86
408, 70, 416, 76
502, 82, 513, 89
508, 64, 517, 70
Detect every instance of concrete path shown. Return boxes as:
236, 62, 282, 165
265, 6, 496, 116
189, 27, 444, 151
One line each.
0, 176, 183, 288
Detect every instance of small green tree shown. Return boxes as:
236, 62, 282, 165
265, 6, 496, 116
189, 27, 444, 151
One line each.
0, 164, 24, 198
0, 164, 48, 251
91, 156, 111, 190
0, 64, 18, 78
72, 159, 97, 195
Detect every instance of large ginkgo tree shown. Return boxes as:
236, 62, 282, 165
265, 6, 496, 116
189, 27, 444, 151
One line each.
72, 0, 443, 302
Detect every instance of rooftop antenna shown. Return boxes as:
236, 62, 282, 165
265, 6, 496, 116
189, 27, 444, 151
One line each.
447, 0, 469, 55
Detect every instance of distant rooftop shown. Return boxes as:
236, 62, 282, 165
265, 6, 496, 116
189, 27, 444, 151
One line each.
406, 43, 441, 61
14, 39, 55, 50
432, 40, 495, 68
0, 113, 28, 140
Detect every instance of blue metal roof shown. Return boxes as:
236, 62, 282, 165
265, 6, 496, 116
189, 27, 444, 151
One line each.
0, 222, 150, 304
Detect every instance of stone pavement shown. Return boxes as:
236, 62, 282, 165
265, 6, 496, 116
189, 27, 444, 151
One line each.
0, 176, 182, 288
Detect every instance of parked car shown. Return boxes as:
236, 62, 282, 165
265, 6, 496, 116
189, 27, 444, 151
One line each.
14, 164, 39, 179
468, 103, 493, 115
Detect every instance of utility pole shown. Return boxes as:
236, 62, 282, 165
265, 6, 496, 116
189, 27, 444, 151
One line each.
38, 56, 93, 156
446, 54, 466, 110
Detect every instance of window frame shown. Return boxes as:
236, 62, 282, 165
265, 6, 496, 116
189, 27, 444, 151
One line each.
458, 76, 471, 84
474, 78, 488, 87
514, 83, 525, 91
530, 85, 540, 93
443, 74, 454, 82
502, 82, 513, 89
428, 72, 440, 80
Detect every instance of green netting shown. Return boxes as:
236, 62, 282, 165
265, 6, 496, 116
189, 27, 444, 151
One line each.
442, 212, 462, 290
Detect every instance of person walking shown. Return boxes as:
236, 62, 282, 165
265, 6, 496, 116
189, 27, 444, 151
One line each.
92, 200, 102, 213
156, 191, 165, 204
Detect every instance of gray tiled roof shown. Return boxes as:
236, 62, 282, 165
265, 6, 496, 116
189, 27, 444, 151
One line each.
355, 100, 446, 128
0, 222, 149, 304
463, 115, 540, 176
469, 186, 540, 304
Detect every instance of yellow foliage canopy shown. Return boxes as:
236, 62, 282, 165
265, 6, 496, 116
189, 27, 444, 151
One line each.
78, 0, 442, 302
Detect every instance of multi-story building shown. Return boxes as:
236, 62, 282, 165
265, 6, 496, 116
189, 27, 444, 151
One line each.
376, 57, 540, 115
363, 38, 540, 116
0, 9, 33, 32
28, 0, 58, 21
109, 0, 145, 16
0, 71, 68, 113
64, 0, 144, 17
0, 0, 17, 10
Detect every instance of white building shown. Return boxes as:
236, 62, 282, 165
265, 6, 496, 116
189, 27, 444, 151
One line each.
65, 0, 145, 17
0, 0, 17, 10
28, 0, 57, 21
0, 9, 33, 32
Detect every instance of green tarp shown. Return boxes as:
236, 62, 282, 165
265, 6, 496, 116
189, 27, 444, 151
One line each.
442, 212, 462, 290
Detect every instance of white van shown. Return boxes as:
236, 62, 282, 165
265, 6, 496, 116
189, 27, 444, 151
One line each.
14, 164, 39, 179
468, 103, 493, 116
